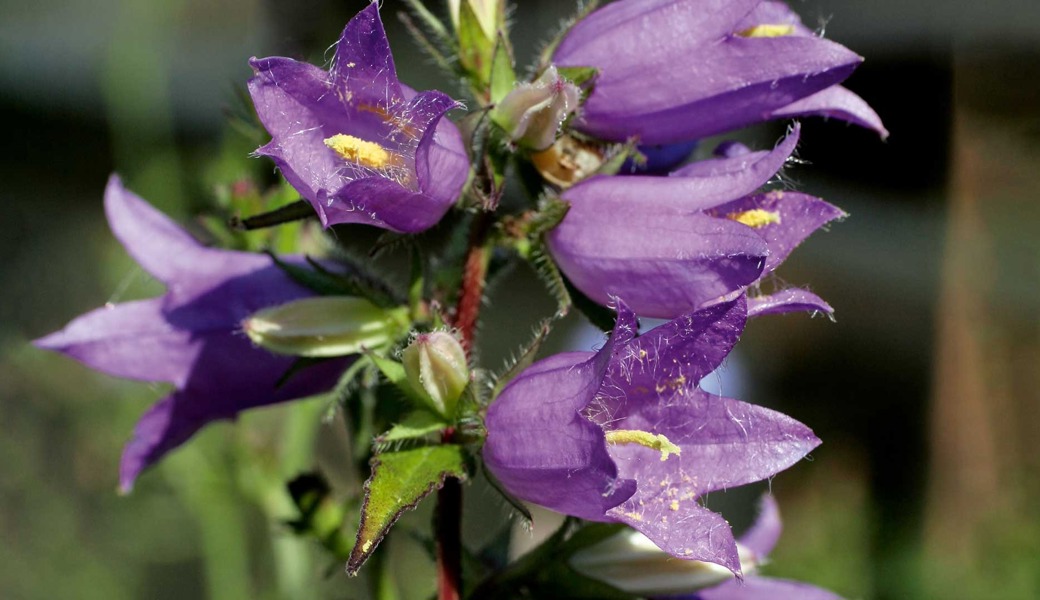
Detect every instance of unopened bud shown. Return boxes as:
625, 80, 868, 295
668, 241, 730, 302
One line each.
569, 529, 758, 597
243, 297, 409, 357
401, 331, 470, 417
448, 0, 501, 39
491, 66, 581, 151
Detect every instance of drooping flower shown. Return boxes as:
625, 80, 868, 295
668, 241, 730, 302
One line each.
547, 125, 844, 319
684, 495, 844, 600
553, 0, 886, 145
34, 176, 350, 492
483, 297, 820, 573
571, 496, 844, 600
248, 3, 470, 233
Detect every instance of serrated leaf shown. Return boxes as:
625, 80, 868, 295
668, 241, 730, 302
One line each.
529, 244, 571, 319
347, 445, 468, 574
527, 197, 571, 238
492, 320, 551, 399
377, 410, 447, 445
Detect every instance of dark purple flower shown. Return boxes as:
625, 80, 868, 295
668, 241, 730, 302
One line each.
548, 125, 844, 318
34, 176, 347, 492
483, 297, 820, 573
248, 3, 469, 233
553, 0, 885, 144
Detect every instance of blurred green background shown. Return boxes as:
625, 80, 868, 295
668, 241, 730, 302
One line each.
3, 0, 1039, 598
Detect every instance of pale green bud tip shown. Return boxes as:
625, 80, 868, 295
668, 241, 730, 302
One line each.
570, 529, 758, 597
402, 331, 470, 417
242, 297, 408, 357
491, 66, 581, 151
448, 0, 501, 38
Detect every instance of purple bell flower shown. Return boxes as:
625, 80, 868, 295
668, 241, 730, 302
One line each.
34, 176, 348, 492
548, 125, 844, 319
248, 3, 469, 233
683, 496, 844, 600
553, 0, 886, 144
483, 297, 820, 573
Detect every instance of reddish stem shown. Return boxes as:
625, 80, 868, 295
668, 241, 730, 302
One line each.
435, 474, 463, 600
436, 215, 491, 600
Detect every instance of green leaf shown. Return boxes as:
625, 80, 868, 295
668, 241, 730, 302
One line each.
265, 252, 402, 309
458, 0, 495, 88
365, 350, 425, 406
347, 445, 468, 574
527, 196, 571, 238
529, 244, 572, 319
489, 33, 516, 105
556, 66, 599, 88
376, 410, 447, 445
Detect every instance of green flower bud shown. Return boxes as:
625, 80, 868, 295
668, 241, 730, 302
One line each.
491, 66, 581, 151
569, 529, 758, 597
448, 0, 502, 39
243, 297, 409, 357
401, 331, 470, 418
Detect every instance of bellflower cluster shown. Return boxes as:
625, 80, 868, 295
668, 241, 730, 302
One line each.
36, 0, 881, 597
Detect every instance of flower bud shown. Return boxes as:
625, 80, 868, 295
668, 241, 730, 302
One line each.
569, 529, 758, 597
491, 66, 581, 151
401, 331, 470, 417
448, 0, 501, 39
243, 297, 409, 357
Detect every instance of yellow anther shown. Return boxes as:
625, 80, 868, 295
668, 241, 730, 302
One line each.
728, 209, 781, 229
323, 134, 396, 169
605, 430, 681, 461
738, 24, 796, 38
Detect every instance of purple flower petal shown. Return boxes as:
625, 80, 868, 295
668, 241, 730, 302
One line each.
485, 298, 819, 572
711, 190, 845, 273
747, 288, 833, 318
248, 4, 467, 232
696, 577, 844, 600
555, 0, 876, 144
35, 176, 348, 491
738, 495, 782, 560
548, 129, 805, 319
548, 204, 767, 319
611, 497, 742, 575
483, 313, 639, 521
770, 86, 889, 138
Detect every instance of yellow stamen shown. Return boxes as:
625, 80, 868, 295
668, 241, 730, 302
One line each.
728, 209, 781, 229
323, 134, 396, 169
738, 24, 796, 38
605, 430, 681, 461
